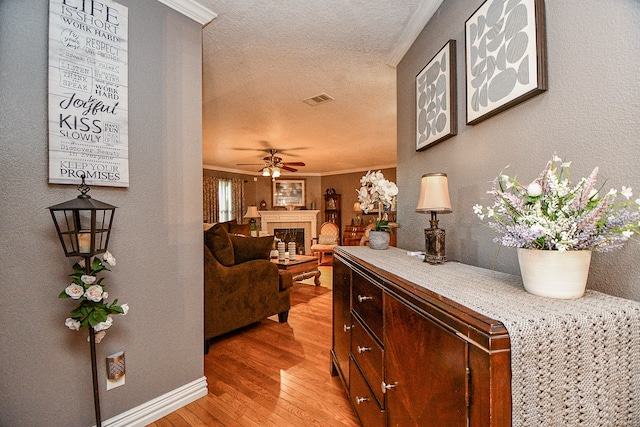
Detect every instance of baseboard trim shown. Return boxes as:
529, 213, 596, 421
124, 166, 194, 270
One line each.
103, 376, 208, 427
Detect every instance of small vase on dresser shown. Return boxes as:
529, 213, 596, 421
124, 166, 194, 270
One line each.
368, 230, 390, 250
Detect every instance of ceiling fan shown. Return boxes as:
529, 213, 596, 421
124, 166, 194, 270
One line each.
237, 149, 306, 177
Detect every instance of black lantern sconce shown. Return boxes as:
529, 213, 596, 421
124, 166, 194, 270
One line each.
48, 176, 116, 259
48, 175, 116, 427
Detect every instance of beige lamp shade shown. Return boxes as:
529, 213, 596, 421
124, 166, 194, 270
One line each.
244, 205, 260, 218
416, 173, 452, 213
353, 202, 361, 212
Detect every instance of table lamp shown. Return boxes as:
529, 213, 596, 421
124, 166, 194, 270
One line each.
416, 173, 452, 264
244, 205, 261, 236
353, 202, 362, 226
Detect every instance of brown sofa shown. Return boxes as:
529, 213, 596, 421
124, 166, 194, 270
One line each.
204, 222, 292, 354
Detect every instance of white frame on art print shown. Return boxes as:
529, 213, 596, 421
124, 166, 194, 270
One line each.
416, 40, 457, 151
465, 0, 547, 125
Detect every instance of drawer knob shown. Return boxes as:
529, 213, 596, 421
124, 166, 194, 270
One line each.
381, 381, 397, 394
355, 396, 370, 404
357, 295, 373, 303
357, 346, 371, 353
343, 324, 352, 332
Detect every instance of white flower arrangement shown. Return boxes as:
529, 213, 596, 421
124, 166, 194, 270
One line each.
60, 251, 128, 342
474, 155, 640, 252
357, 170, 398, 231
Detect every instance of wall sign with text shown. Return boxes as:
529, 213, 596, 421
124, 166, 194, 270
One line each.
48, 0, 129, 187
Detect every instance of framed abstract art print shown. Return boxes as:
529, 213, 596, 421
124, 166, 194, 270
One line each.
465, 0, 547, 125
416, 40, 457, 151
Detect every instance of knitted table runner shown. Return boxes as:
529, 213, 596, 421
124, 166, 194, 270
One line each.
337, 247, 640, 426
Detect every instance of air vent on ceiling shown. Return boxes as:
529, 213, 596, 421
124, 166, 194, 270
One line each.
302, 93, 334, 106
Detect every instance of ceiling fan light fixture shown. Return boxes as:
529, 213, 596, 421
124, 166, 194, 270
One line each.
272, 167, 281, 178
262, 167, 270, 176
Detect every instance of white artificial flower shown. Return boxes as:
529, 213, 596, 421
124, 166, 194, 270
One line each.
94, 331, 106, 343
103, 251, 116, 266
65, 283, 85, 300
88, 330, 107, 343
553, 154, 562, 162
487, 207, 495, 218
84, 285, 104, 302
473, 204, 483, 215
636, 198, 640, 206
527, 182, 543, 197
621, 186, 633, 200
608, 189, 617, 196
93, 316, 113, 332
622, 230, 633, 238
102, 291, 108, 300
81, 275, 96, 285
120, 303, 129, 315
65, 318, 81, 331
561, 161, 572, 168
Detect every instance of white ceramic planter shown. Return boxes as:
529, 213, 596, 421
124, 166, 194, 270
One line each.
517, 248, 592, 299
368, 230, 390, 250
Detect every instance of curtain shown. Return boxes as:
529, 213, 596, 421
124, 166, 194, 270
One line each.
230, 178, 245, 223
203, 175, 219, 223
203, 175, 245, 224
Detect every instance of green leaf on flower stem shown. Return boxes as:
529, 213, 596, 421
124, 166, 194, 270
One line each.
88, 308, 108, 326
59, 290, 70, 298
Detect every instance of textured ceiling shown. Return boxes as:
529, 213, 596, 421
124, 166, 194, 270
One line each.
198, 1, 434, 175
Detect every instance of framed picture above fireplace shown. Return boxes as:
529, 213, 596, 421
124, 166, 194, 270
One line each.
272, 179, 306, 208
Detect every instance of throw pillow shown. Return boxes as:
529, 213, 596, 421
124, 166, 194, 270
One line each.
229, 222, 251, 236
318, 235, 338, 245
217, 218, 238, 232
204, 223, 235, 266
230, 235, 273, 264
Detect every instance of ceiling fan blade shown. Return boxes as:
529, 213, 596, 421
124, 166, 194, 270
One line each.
281, 166, 298, 172
282, 162, 305, 166
236, 163, 264, 166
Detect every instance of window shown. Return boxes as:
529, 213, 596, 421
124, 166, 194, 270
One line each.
218, 178, 233, 222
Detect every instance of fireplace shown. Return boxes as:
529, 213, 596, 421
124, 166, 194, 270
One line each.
273, 228, 305, 255
257, 210, 320, 254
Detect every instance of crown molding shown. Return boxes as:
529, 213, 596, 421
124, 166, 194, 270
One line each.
156, 0, 217, 26
386, 0, 444, 67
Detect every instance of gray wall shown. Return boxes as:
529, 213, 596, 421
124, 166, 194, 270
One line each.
0, 1, 204, 425
397, 0, 640, 300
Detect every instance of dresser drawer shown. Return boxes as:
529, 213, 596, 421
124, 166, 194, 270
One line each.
352, 272, 383, 340
351, 315, 384, 406
350, 357, 385, 427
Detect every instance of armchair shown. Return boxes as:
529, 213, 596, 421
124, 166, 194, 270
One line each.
310, 221, 340, 265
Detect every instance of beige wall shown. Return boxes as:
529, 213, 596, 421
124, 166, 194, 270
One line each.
396, 0, 640, 300
0, 1, 204, 424
203, 168, 397, 236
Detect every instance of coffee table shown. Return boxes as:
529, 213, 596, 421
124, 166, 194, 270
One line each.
271, 255, 321, 286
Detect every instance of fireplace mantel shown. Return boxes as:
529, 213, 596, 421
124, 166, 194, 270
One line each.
258, 210, 320, 254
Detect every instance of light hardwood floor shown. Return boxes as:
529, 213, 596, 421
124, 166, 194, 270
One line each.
148, 265, 360, 426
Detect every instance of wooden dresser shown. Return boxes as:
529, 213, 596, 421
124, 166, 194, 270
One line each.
331, 246, 640, 427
